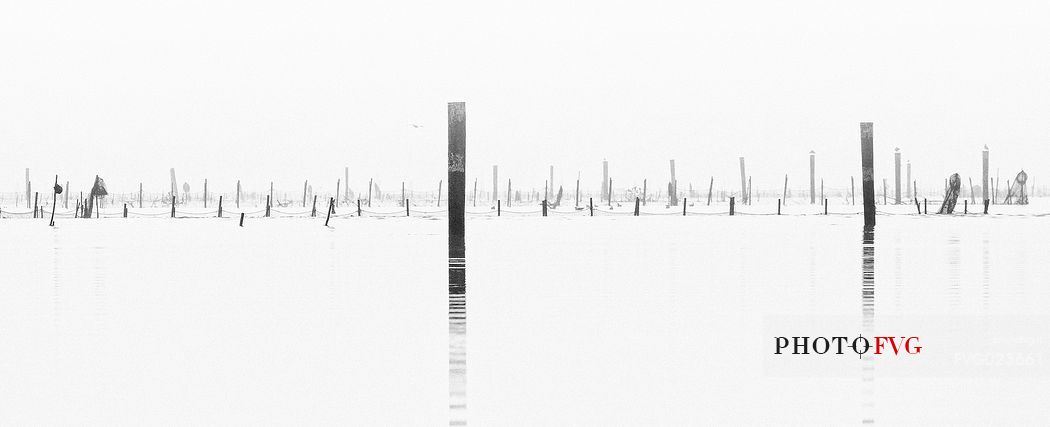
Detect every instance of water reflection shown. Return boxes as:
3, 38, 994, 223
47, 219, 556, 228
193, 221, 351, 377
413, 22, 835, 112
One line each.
449, 255, 466, 425
947, 235, 961, 309
861, 225, 875, 425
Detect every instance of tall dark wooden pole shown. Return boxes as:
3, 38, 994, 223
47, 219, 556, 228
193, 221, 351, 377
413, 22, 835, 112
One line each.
861, 122, 876, 226
447, 101, 467, 426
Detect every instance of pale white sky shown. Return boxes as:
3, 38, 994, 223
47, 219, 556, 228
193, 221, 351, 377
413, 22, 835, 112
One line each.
2, 0, 1048, 196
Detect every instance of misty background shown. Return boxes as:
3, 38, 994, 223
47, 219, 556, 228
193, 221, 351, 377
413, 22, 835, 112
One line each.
2, 0, 1048, 197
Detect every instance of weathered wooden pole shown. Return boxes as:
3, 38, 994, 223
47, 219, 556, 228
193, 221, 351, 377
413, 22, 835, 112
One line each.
50, 176, 60, 226
325, 197, 334, 226
549, 166, 554, 201
75, 199, 80, 218
138, 183, 143, 208
218, 196, 223, 217
303, 180, 308, 207
707, 177, 714, 206
860, 123, 875, 226
669, 159, 677, 206
472, 178, 477, 207
982, 145, 990, 204
236, 180, 241, 208
777, 199, 781, 215
311, 195, 318, 217
506, 179, 512, 207
344, 166, 350, 203
437, 180, 443, 207
894, 148, 901, 204
123, 203, 128, 218
906, 161, 912, 200
747, 176, 752, 205
809, 150, 816, 204
169, 168, 178, 202
33, 192, 38, 218
824, 198, 828, 215
239, 212, 245, 227
607, 178, 613, 207
574, 176, 580, 208
969, 177, 976, 204
335, 179, 341, 206
924, 198, 928, 214
738, 157, 747, 204
821, 179, 824, 203
634, 197, 640, 216
542, 199, 548, 216
65, 181, 69, 208
589, 197, 594, 216
782, 174, 789, 204
729, 196, 735, 216
406, 199, 410, 216
269, 182, 274, 206
171, 196, 176, 218
851, 176, 856, 205
265, 195, 271, 217
914, 198, 921, 214
964, 199, 968, 214
642, 179, 648, 206
682, 198, 686, 216
368, 178, 373, 207
601, 160, 609, 202
204, 179, 208, 208
26, 169, 32, 208
357, 199, 361, 216
492, 165, 498, 203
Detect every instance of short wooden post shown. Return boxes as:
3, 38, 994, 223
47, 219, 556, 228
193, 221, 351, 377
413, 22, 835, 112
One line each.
325, 197, 334, 226
924, 199, 928, 214
406, 199, 410, 216
303, 180, 308, 207
542, 199, 548, 216
123, 203, 127, 218
139, 183, 143, 208
634, 197, 640, 216
730, 197, 735, 216
357, 199, 362, 216
75, 199, 80, 218
239, 212, 245, 227
682, 198, 686, 216
204, 179, 208, 208
265, 195, 271, 217
914, 198, 921, 214
964, 199, 968, 214
218, 196, 224, 217
497, 200, 501, 216
777, 199, 781, 215
33, 192, 39, 218
824, 198, 828, 215
983, 199, 989, 214
171, 196, 176, 218
589, 197, 594, 216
